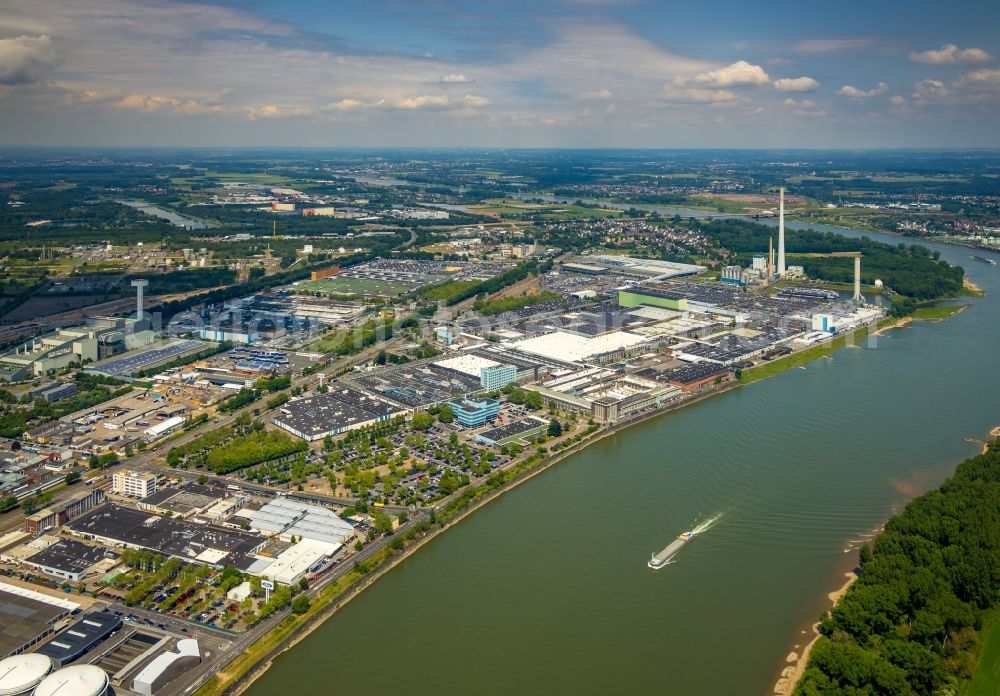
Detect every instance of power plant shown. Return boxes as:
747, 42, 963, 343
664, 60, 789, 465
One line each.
131, 279, 148, 321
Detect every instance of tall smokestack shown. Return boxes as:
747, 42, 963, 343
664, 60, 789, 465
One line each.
777, 187, 786, 276
131, 279, 148, 321
853, 255, 862, 303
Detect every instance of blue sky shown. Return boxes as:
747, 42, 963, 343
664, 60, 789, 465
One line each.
1, 0, 998, 147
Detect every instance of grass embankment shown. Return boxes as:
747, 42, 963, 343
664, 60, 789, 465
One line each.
739, 326, 871, 385
741, 305, 966, 385
961, 609, 1000, 696
911, 304, 967, 321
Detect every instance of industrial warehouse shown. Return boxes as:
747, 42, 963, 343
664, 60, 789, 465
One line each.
271, 386, 404, 440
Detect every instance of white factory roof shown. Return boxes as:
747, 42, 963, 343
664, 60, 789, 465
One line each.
0, 581, 80, 612
433, 354, 500, 377
226, 581, 252, 602
626, 306, 682, 321
133, 639, 199, 696
33, 665, 108, 696
585, 255, 706, 278
240, 498, 355, 545
144, 416, 185, 437
0, 654, 52, 696
258, 538, 341, 585
194, 548, 229, 564
510, 330, 648, 363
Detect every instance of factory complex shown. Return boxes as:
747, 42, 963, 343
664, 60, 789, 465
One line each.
259, 249, 884, 438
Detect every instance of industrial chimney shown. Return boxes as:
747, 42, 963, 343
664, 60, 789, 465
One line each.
777, 187, 786, 276
131, 279, 149, 321
853, 255, 863, 303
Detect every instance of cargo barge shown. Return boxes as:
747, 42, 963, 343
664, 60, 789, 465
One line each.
648, 531, 695, 569
970, 255, 997, 266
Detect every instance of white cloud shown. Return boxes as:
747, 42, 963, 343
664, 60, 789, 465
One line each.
115, 93, 222, 114
324, 98, 366, 112
440, 73, 470, 83
580, 88, 614, 99
838, 82, 888, 98
958, 68, 1000, 89
460, 94, 491, 107
909, 44, 992, 65
782, 97, 826, 118
908, 70, 1000, 107
691, 60, 769, 87
773, 76, 820, 92
244, 104, 313, 120
913, 80, 951, 106
390, 94, 450, 110
663, 86, 736, 103
912, 79, 948, 100
0, 34, 61, 84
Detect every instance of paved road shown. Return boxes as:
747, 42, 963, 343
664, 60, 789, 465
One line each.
167, 511, 428, 696
0, 338, 396, 538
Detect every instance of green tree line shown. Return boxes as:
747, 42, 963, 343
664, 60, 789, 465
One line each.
796, 440, 1000, 695
703, 220, 965, 301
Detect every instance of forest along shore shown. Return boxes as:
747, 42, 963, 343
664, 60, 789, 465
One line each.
774, 573, 859, 696
785, 439, 1000, 695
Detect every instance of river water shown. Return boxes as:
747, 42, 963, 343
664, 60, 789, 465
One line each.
244, 224, 1000, 696
119, 200, 215, 229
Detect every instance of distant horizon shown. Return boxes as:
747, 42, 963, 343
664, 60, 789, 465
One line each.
3, 146, 1000, 153
2, 0, 999, 147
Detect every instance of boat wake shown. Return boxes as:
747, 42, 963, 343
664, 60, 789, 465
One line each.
691, 511, 724, 535
648, 512, 726, 569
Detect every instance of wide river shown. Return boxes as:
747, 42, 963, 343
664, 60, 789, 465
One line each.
245, 221, 1000, 696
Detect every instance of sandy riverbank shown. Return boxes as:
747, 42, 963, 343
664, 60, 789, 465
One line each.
773, 572, 858, 696
964, 277, 985, 296
872, 316, 912, 336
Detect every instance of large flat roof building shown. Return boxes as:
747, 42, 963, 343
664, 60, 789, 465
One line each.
0, 584, 77, 657
35, 612, 121, 668
236, 498, 355, 546
272, 387, 403, 441
23, 539, 112, 583
582, 255, 705, 279
66, 504, 265, 567
509, 330, 651, 364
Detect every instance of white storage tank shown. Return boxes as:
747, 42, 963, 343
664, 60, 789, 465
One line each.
0, 654, 52, 696
32, 665, 107, 696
